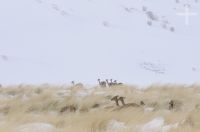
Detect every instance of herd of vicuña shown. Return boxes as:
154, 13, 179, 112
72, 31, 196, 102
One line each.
98, 79, 123, 87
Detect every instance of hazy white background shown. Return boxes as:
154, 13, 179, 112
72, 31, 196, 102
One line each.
0, 0, 200, 85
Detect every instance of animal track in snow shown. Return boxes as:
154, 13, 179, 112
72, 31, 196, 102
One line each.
140, 61, 166, 74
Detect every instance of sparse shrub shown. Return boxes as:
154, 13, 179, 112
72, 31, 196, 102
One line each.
92, 104, 100, 108
34, 88, 43, 94
147, 21, 152, 26
170, 27, 175, 32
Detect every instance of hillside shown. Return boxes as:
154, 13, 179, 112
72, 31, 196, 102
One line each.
0, 0, 200, 85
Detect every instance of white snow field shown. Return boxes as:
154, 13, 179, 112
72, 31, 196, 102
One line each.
0, 0, 200, 85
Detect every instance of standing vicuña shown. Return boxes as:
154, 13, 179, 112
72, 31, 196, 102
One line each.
118, 96, 140, 107
98, 79, 106, 87
111, 95, 119, 106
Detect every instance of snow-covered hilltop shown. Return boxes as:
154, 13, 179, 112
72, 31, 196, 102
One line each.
0, 0, 200, 85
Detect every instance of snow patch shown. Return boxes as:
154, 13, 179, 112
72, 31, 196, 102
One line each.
19, 122, 55, 132
162, 123, 179, 132
139, 117, 178, 132
141, 117, 164, 132
144, 107, 155, 112
76, 90, 90, 97
0, 95, 15, 101
107, 119, 126, 131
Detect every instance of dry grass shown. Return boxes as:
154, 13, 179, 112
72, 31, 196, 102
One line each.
0, 84, 199, 132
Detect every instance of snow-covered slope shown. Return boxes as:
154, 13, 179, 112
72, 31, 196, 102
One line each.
0, 0, 200, 85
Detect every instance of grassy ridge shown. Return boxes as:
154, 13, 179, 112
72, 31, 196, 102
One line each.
0, 84, 199, 132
